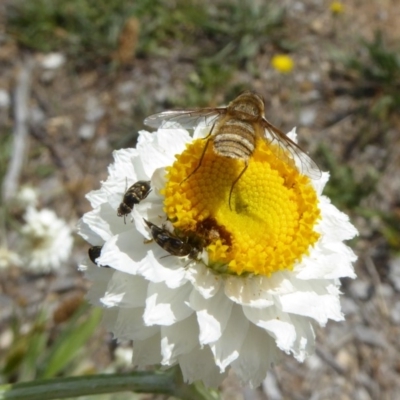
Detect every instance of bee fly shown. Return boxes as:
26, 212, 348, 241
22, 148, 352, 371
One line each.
88, 245, 110, 268
144, 219, 202, 260
118, 180, 151, 222
145, 91, 321, 209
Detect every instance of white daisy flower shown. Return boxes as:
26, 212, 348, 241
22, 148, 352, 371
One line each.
21, 207, 73, 273
15, 186, 39, 209
78, 118, 357, 387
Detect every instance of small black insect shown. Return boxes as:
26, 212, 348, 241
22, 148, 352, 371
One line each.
117, 180, 151, 221
144, 219, 202, 260
88, 245, 110, 268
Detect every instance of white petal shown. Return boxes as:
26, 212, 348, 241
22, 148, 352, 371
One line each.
101, 271, 148, 308
224, 275, 276, 307
285, 127, 297, 142
231, 324, 280, 388
151, 167, 167, 192
132, 332, 162, 367
132, 202, 165, 242
210, 305, 249, 372
179, 346, 228, 387
137, 129, 191, 177
102, 308, 118, 333
110, 307, 159, 341
312, 171, 330, 195
83, 260, 113, 283
100, 178, 126, 211
278, 281, 344, 325
76, 218, 103, 245
108, 148, 140, 181
86, 188, 108, 208
186, 263, 222, 299
160, 314, 199, 365
243, 305, 296, 353
317, 196, 359, 241
137, 249, 188, 289
295, 242, 357, 280
189, 286, 233, 344
193, 125, 211, 139
289, 315, 316, 361
98, 230, 146, 275
132, 207, 152, 240
82, 202, 130, 242
84, 263, 114, 306
144, 282, 193, 326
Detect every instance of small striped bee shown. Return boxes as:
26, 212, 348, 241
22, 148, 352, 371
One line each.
88, 245, 110, 268
144, 219, 202, 260
118, 180, 151, 221
144, 91, 321, 208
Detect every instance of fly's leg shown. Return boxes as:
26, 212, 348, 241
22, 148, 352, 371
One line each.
229, 162, 248, 211
180, 123, 216, 184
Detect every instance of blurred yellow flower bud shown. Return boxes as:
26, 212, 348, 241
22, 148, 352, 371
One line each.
271, 54, 294, 74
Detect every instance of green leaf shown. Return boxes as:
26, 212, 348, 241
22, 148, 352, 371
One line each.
38, 305, 102, 379
20, 316, 48, 381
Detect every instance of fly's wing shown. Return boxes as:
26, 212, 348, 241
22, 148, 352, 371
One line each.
262, 118, 322, 180
144, 108, 226, 130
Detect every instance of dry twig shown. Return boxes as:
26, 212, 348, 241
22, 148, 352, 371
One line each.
2, 58, 34, 203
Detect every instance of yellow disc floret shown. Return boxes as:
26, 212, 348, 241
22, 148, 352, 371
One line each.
163, 136, 320, 276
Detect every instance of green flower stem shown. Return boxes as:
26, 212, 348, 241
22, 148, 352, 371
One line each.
0, 368, 220, 400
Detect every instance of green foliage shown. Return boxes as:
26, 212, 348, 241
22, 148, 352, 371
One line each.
8, 0, 135, 66
38, 305, 102, 379
170, 0, 285, 107
185, 1, 284, 106
180, 60, 233, 107
8, 0, 286, 104
346, 31, 400, 119
8, 0, 284, 60
316, 144, 378, 210
380, 212, 400, 251
349, 32, 400, 84
201, 1, 285, 63
2, 312, 48, 379
1, 304, 102, 382
136, 0, 209, 54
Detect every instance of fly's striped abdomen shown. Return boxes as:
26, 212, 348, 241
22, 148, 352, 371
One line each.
213, 119, 256, 161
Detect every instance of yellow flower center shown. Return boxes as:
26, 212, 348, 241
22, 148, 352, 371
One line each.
163, 136, 320, 276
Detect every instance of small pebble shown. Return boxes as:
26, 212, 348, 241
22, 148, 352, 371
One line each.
349, 280, 372, 300
79, 123, 96, 140
41, 53, 65, 69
